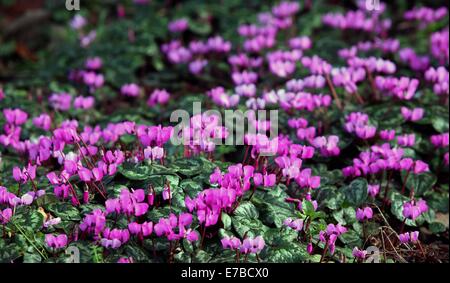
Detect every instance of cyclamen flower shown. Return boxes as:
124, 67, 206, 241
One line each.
101, 228, 130, 249
380, 129, 396, 141
430, 133, 449, 148
45, 234, 68, 249
240, 236, 265, 254
289, 36, 312, 50
368, 184, 380, 198
12, 164, 36, 184
118, 257, 134, 263
352, 247, 367, 260
399, 159, 429, 174
221, 236, 241, 250
301, 56, 331, 75
74, 96, 95, 109
49, 93, 72, 111
85, 57, 102, 70
207, 87, 240, 108
128, 221, 153, 237
253, 173, 276, 187
424, 66, 449, 96
319, 224, 347, 255
70, 14, 86, 30
356, 207, 373, 222
189, 59, 208, 74
404, 7, 448, 26
121, 83, 140, 97
283, 218, 304, 231
144, 146, 164, 161
105, 188, 149, 217
33, 114, 52, 131
296, 168, 320, 189
398, 48, 430, 72
375, 76, 419, 100
4, 108, 28, 126
79, 209, 106, 236
399, 231, 420, 244
401, 107, 424, 122
168, 18, 189, 33
82, 71, 104, 89
0, 88, 4, 100
147, 89, 170, 107
153, 213, 198, 242
402, 199, 428, 220
311, 135, 340, 157
0, 208, 12, 224
397, 134, 416, 147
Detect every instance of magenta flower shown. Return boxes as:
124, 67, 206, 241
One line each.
311, 135, 340, 157
0, 208, 12, 224
3, 108, 28, 126
221, 236, 241, 250
402, 199, 428, 220
49, 93, 72, 111
45, 234, 68, 249
121, 83, 140, 97
189, 59, 208, 74
147, 89, 171, 107
78, 167, 93, 182
399, 233, 410, 244
401, 107, 424, 122
253, 173, 276, 187
430, 133, 449, 148
397, 134, 415, 147
118, 257, 134, 263
356, 207, 373, 222
240, 236, 265, 254
283, 218, 304, 231
352, 247, 367, 259
85, 57, 102, 70
12, 164, 36, 184
74, 96, 95, 109
380, 129, 396, 141
33, 114, 52, 131
368, 184, 380, 198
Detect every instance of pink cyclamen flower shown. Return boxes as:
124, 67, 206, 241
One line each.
121, 83, 140, 97
240, 236, 265, 254
147, 89, 170, 107
3, 108, 28, 126
13, 164, 36, 183
380, 129, 396, 141
85, 57, 102, 70
368, 184, 380, 198
0, 88, 4, 100
253, 173, 276, 187
397, 134, 415, 147
356, 207, 373, 222
45, 234, 68, 249
402, 199, 428, 220
221, 236, 241, 250
33, 114, 52, 131
401, 107, 424, 122
0, 208, 13, 224
49, 93, 72, 111
74, 96, 95, 109
168, 18, 189, 33
352, 247, 367, 259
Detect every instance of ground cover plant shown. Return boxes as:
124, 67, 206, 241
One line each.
0, 0, 448, 263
